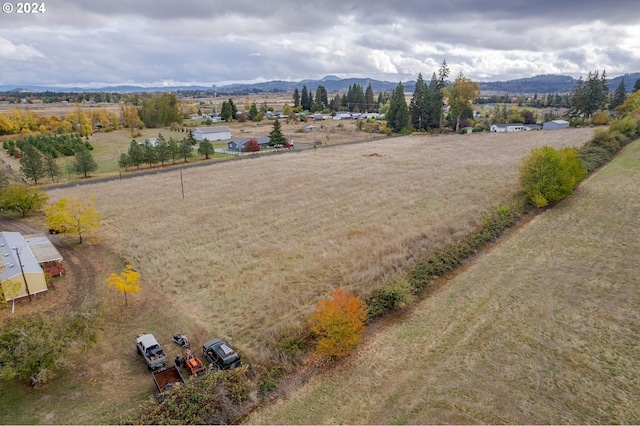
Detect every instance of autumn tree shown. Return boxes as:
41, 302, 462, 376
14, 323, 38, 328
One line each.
107, 264, 141, 306
0, 184, 48, 217
45, 195, 103, 243
308, 287, 368, 357
446, 71, 480, 131
245, 138, 260, 152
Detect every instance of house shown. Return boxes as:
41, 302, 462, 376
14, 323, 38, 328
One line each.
193, 126, 232, 141
227, 137, 271, 152
543, 120, 570, 130
524, 124, 542, 131
0, 232, 65, 301
490, 123, 526, 132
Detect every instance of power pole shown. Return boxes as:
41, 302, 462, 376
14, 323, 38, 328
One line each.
13, 247, 32, 301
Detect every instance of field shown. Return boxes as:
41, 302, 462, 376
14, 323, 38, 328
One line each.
0, 127, 597, 423
249, 137, 640, 424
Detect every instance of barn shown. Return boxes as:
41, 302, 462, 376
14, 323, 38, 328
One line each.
543, 120, 570, 130
0, 232, 65, 301
193, 126, 232, 141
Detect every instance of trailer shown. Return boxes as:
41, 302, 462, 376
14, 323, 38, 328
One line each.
152, 365, 184, 402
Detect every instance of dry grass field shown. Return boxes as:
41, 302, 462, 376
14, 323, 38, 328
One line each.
249, 138, 640, 424
46, 128, 595, 365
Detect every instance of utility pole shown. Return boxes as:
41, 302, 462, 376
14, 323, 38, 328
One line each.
13, 247, 32, 301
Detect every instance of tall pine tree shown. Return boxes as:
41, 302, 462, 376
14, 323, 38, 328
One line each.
387, 82, 409, 133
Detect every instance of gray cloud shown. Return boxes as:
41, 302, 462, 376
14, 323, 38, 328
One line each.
0, 0, 638, 87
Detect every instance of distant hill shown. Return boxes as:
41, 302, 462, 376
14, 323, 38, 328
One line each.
1, 73, 638, 95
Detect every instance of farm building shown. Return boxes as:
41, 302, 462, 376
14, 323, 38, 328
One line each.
227, 137, 271, 152
0, 232, 65, 301
490, 123, 526, 132
543, 120, 570, 130
193, 126, 232, 141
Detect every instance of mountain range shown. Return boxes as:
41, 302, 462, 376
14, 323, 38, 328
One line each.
2, 73, 639, 95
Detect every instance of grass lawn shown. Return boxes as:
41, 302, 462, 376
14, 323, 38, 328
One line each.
249, 137, 640, 424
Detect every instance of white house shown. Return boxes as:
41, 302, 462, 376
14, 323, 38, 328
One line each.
193, 126, 232, 141
490, 123, 526, 132
543, 120, 570, 130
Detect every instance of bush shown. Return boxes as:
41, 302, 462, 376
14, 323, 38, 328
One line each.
308, 287, 368, 357
579, 145, 611, 173
366, 279, 414, 319
591, 110, 610, 126
609, 115, 638, 138
591, 129, 621, 154
519, 146, 586, 207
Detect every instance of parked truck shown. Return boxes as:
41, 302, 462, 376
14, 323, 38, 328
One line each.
136, 334, 168, 370
152, 365, 184, 402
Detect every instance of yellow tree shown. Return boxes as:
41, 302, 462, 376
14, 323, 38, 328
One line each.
446, 72, 481, 131
308, 287, 368, 357
0, 264, 22, 312
44, 196, 103, 244
107, 265, 141, 306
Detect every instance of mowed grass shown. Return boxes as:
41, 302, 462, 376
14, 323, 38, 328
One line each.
46, 128, 595, 366
249, 137, 640, 424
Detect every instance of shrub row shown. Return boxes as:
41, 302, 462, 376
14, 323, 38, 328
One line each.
365, 202, 525, 320
580, 115, 640, 173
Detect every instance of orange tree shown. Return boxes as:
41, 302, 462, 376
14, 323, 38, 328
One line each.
308, 287, 368, 357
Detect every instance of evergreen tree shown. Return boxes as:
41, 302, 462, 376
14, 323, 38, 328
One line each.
167, 137, 179, 164
198, 140, 215, 159
269, 119, 286, 146
387, 82, 409, 133
569, 70, 609, 118
437, 60, 450, 132
228, 98, 238, 119
155, 134, 170, 166
179, 138, 193, 162
293, 88, 300, 107
315, 85, 329, 111
220, 101, 232, 121
365, 83, 375, 113
74, 145, 98, 178
127, 139, 144, 169
426, 73, 442, 129
610, 80, 627, 110
301, 86, 311, 111
249, 103, 259, 120
19, 144, 45, 185
409, 73, 430, 131
142, 139, 158, 168
634, 78, 640, 93
43, 152, 61, 182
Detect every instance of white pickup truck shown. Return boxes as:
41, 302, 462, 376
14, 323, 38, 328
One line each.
136, 334, 168, 370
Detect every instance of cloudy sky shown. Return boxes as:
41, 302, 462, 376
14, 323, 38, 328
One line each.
1, 0, 639, 88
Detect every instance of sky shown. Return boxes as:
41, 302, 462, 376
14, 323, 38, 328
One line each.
1, 0, 639, 88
